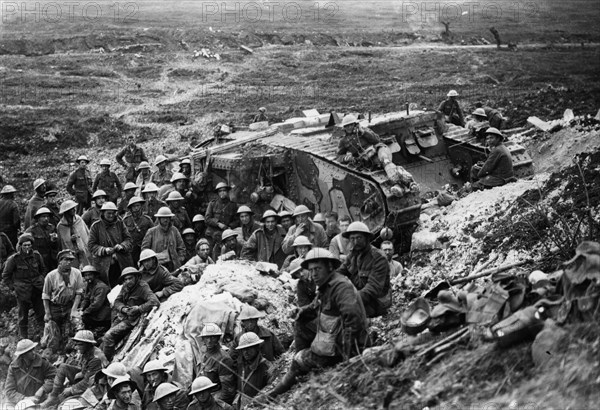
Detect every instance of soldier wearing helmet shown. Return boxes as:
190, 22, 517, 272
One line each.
0, 184, 20, 246
153, 382, 189, 410
79, 265, 111, 335
92, 159, 123, 204
196, 323, 236, 405
82, 189, 107, 228
267, 248, 368, 398
138, 249, 183, 300
475, 102, 505, 129
116, 134, 148, 183
123, 196, 154, 263
166, 190, 192, 232
281, 205, 328, 255
236, 205, 261, 247
141, 207, 186, 271
216, 229, 242, 262
338, 221, 391, 318
43, 189, 61, 226
231, 305, 284, 364
469, 127, 514, 191
135, 161, 152, 196
141, 183, 168, 222
187, 376, 233, 410
150, 155, 173, 188
67, 155, 93, 214
467, 107, 491, 140
102, 267, 159, 360
235, 332, 271, 403
180, 228, 197, 263
438, 89, 465, 126
24, 178, 47, 229
205, 182, 238, 255
252, 106, 268, 123
336, 114, 382, 166
241, 210, 287, 268
56, 200, 91, 269
88, 202, 134, 287
25, 207, 59, 270
42, 250, 85, 353
108, 375, 141, 410
192, 214, 207, 240
329, 215, 352, 263
140, 360, 171, 410
118, 182, 139, 217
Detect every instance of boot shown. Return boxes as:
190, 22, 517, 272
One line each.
267, 368, 298, 398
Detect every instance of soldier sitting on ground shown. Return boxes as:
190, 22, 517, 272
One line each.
217, 229, 243, 262
138, 249, 183, 301
469, 127, 515, 191
467, 107, 491, 140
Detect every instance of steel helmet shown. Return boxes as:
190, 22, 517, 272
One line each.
100, 202, 118, 212
59, 200, 78, 214
99, 158, 111, 166
447, 89, 459, 97
342, 221, 372, 238
214, 182, 230, 192
76, 155, 89, 163
154, 207, 175, 218
237, 205, 253, 215
102, 362, 128, 378
341, 114, 359, 127
153, 383, 181, 402
123, 182, 137, 191
261, 209, 279, 222
58, 398, 86, 410
34, 207, 52, 217
182, 228, 196, 236
221, 229, 238, 242
139, 249, 157, 264
170, 172, 188, 183
200, 322, 223, 337
485, 127, 504, 139
292, 235, 312, 248
14, 339, 38, 357
81, 265, 100, 275
72, 329, 96, 345
155, 155, 168, 165
472, 108, 487, 118
92, 190, 107, 200
119, 267, 140, 283
292, 205, 311, 217
44, 189, 58, 197
313, 213, 325, 223
236, 332, 264, 350
33, 178, 46, 190
0, 185, 17, 194
108, 375, 137, 400
127, 196, 145, 207
250, 192, 259, 203
142, 183, 159, 193
279, 210, 292, 219
239, 305, 266, 321
141, 359, 169, 375
166, 191, 184, 202
137, 161, 150, 170
189, 376, 218, 395
180, 158, 191, 165
258, 107, 267, 113
301, 248, 341, 270
193, 214, 205, 223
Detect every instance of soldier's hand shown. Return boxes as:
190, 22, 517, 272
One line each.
114, 244, 124, 252
294, 224, 305, 236
105, 247, 116, 256
155, 291, 164, 299
218, 223, 227, 230
44, 313, 51, 322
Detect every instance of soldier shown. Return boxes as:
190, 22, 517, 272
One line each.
324, 211, 340, 242
150, 155, 173, 188
253, 106, 268, 123
329, 215, 352, 263
92, 159, 122, 204
79, 265, 111, 336
141, 207, 186, 271
475, 102, 505, 129
0, 231, 15, 272
140, 360, 170, 410
180, 239, 214, 282
152, 383, 189, 410
187, 376, 233, 410
82, 190, 107, 228
42, 250, 84, 352
0, 185, 20, 246
4, 339, 56, 405
235, 332, 271, 405
24, 178, 47, 229
235, 205, 260, 248
336, 115, 382, 167
56, 200, 91, 270
158, 172, 188, 203
232, 305, 284, 362
41, 330, 103, 407
118, 182, 138, 217
278, 210, 293, 233
138, 249, 183, 300
216, 229, 242, 262
282, 205, 328, 254
192, 214, 207, 239
88, 202, 134, 287
241, 210, 287, 268
135, 161, 152, 196
98, 363, 143, 409
66, 155, 93, 214
205, 182, 238, 255
107, 375, 140, 410
313, 213, 326, 231
116, 134, 148, 183
469, 127, 515, 191
25, 207, 59, 270
166, 191, 192, 232
181, 228, 197, 263
467, 107, 490, 140
178, 158, 192, 179
380, 241, 403, 278
141, 183, 167, 222
123, 196, 154, 264
2, 233, 46, 339
438, 89, 465, 127
102, 267, 160, 361
337, 222, 391, 318
196, 323, 236, 405
267, 249, 368, 398
43, 189, 61, 226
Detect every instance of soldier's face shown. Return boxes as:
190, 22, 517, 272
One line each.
158, 394, 176, 410
197, 245, 210, 259
339, 220, 350, 233
20, 241, 33, 254
203, 335, 220, 350
100, 165, 110, 173
79, 161, 88, 169
83, 272, 95, 284
239, 213, 251, 225
242, 346, 259, 362
38, 215, 49, 226
103, 210, 117, 223
45, 194, 57, 204
175, 181, 185, 190
296, 245, 311, 258
217, 189, 228, 199
241, 319, 258, 332
486, 134, 502, 147
58, 257, 72, 270
146, 370, 164, 387
308, 260, 332, 287
95, 197, 106, 207
225, 237, 237, 248
141, 258, 157, 271
116, 385, 132, 404
264, 217, 277, 231
381, 244, 394, 260
349, 233, 368, 251
130, 204, 142, 214
326, 217, 338, 230
158, 218, 170, 228
281, 217, 293, 230
122, 275, 136, 287
194, 391, 211, 403
295, 214, 308, 225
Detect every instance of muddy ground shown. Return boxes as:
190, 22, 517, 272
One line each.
1, 0, 599, 407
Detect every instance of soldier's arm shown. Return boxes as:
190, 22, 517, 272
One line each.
1, 255, 15, 287
281, 226, 296, 254
160, 270, 183, 298
118, 222, 133, 251
115, 147, 127, 167
140, 229, 153, 251
140, 147, 148, 162
361, 127, 381, 144
42, 358, 57, 394
4, 364, 25, 403
478, 147, 501, 178
83, 284, 109, 315
358, 252, 389, 302
113, 173, 123, 195
175, 229, 186, 263
71, 357, 102, 395
332, 280, 366, 352
240, 232, 258, 261
66, 172, 77, 195
140, 285, 160, 313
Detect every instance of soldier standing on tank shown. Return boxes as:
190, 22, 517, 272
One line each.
116, 134, 148, 183
66, 155, 93, 214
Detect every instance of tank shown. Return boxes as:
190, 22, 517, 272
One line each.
189, 109, 533, 251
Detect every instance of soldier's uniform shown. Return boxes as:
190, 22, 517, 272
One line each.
205, 198, 238, 252
144, 198, 168, 222
66, 168, 93, 214
123, 212, 154, 264
150, 169, 173, 188
25, 222, 59, 271
92, 172, 122, 204
116, 145, 148, 183
82, 206, 102, 228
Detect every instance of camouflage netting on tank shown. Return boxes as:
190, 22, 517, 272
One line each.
114, 260, 296, 381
